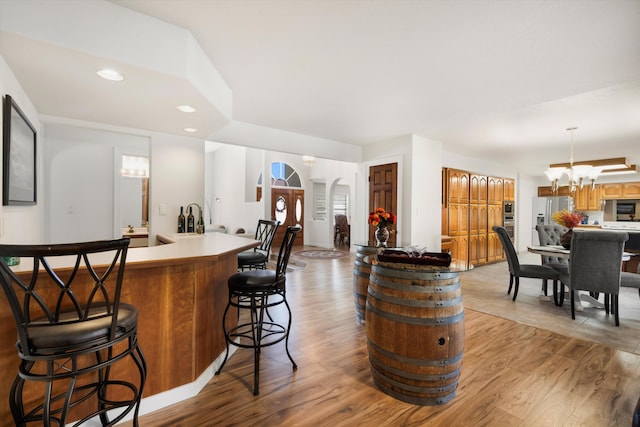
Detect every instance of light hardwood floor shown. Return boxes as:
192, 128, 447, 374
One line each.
122, 248, 640, 426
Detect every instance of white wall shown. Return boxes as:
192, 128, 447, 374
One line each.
0, 55, 43, 243
44, 123, 149, 243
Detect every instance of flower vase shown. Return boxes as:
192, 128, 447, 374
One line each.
560, 228, 573, 249
375, 226, 390, 247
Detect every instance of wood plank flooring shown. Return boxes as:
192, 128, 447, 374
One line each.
121, 248, 640, 426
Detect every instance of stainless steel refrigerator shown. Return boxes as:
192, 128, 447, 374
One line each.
531, 196, 574, 245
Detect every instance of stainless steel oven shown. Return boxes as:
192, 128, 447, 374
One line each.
503, 200, 515, 240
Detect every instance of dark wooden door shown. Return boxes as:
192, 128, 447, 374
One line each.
369, 163, 398, 247
271, 188, 304, 249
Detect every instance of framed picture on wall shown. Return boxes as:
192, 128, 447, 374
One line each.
3, 94, 37, 205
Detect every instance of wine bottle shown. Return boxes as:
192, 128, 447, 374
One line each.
187, 206, 195, 233
178, 206, 186, 233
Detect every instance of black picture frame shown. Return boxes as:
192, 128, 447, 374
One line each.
3, 94, 37, 205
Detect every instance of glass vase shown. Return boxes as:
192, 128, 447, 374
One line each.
375, 227, 390, 247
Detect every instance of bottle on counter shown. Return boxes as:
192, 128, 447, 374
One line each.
178, 206, 186, 233
187, 206, 195, 233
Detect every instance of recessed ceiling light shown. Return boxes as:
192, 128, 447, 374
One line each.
177, 105, 197, 113
184, 127, 198, 133
97, 69, 124, 81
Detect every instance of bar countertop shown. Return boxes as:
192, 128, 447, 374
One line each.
8, 232, 260, 273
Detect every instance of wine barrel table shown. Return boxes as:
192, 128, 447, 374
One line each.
365, 259, 470, 406
352, 244, 379, 324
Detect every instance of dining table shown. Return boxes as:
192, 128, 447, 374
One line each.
527, 244, 631, 309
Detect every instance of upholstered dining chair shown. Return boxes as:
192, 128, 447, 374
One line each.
0, 238, 146, 426
535, 223, 569, 273
558, 229, 629, 326
237, 219, 279, 271
621, 261, 640, 297
216, 225, 301, 395
493, 226, 561, 302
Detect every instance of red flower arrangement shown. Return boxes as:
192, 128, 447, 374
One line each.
552, 210, 583, 229
368, 207, 396, 229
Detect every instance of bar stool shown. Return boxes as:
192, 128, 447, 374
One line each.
216, 225, 300, 395
0, 238, 146, 427
237, 219, 279, 271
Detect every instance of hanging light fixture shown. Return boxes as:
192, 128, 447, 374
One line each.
544, 127, 602, 193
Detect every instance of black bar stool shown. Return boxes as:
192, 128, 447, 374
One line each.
216, 225, 300, 395
237, 219, 279, 271
0, 238, 146, 427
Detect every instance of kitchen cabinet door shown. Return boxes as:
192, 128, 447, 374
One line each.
488, 177, 504, 204
504, 179, 515, 201
487, 232, 504, 262
623, 182, 640, 198
574, 186, 589, 210
448, 203, 469, 236
470, 174, 488, 204
602, 183, 623, 199
451, 235, 469, 263
469, 234, 487, 265
447, 169, 469, 204
487, 205, 503, 230
587, 185, 602, 210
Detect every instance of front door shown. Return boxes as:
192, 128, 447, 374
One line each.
271, 188, 304, 248
369, 163, 398, 247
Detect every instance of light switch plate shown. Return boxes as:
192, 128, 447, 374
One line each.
159, 204, 167, 216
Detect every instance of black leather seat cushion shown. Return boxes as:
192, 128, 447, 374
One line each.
25, 303, 138, 354
238, 251, 267, 266
228, 270, 284, 292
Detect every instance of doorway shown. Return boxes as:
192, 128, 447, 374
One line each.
369, 163, 398, 247
271, 188, 304, 248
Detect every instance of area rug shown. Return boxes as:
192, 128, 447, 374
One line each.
294, 250, 350, 259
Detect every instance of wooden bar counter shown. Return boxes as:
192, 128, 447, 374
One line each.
0, 232, 258, 426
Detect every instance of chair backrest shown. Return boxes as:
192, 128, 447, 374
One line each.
0, 238, 130, 357
568, 230, 628, 294
335, 214, 349, 234
492, 225, 520, 275
254, 219, 280, 258
274, 226, 301, 282
536, 224, 568, 265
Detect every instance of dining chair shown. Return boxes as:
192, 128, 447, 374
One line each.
621, 262, 640, 297
237, 219, 279, 271
216, 225, 301, 395
535, 224, 569, 295
0, 238, 146, 426
558, 229, 629, 326
493, 226, 561, 302
334, 214, 350, 245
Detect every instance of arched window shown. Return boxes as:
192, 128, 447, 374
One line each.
257, 162, 302, 188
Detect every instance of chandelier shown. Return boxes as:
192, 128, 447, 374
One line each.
544, 127, 633, 193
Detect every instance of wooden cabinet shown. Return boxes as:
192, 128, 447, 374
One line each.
537, 185, 571, 197
447, 169, 469, 204
444, 168, 513, 265
469, 204, 487, 235
448, 203, 469, 237
450, 235, 469, 264
504, 178, 515, 201
470, 174, 488, 204
623, 182, 640, 198
469, 234, 488, 266
488, 177, 504, 205
587, 185, 603, 210
487, 232, 504, 262
601, 183, 623, 199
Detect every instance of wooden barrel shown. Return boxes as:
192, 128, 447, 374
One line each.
365, 263, 464, 406
352, 245, 378, 324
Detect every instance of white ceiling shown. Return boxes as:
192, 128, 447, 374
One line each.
2, 0, 640, 177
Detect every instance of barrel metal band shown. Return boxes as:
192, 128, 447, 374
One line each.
373, 265, 458, 280
369, 273, 460, 294
369, 357, 461, 382
353, 268, 370, 279
368, 287, 463, 308
370, 368, 457, 406
367, 338, 464, 366
366, 301, 465, 325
